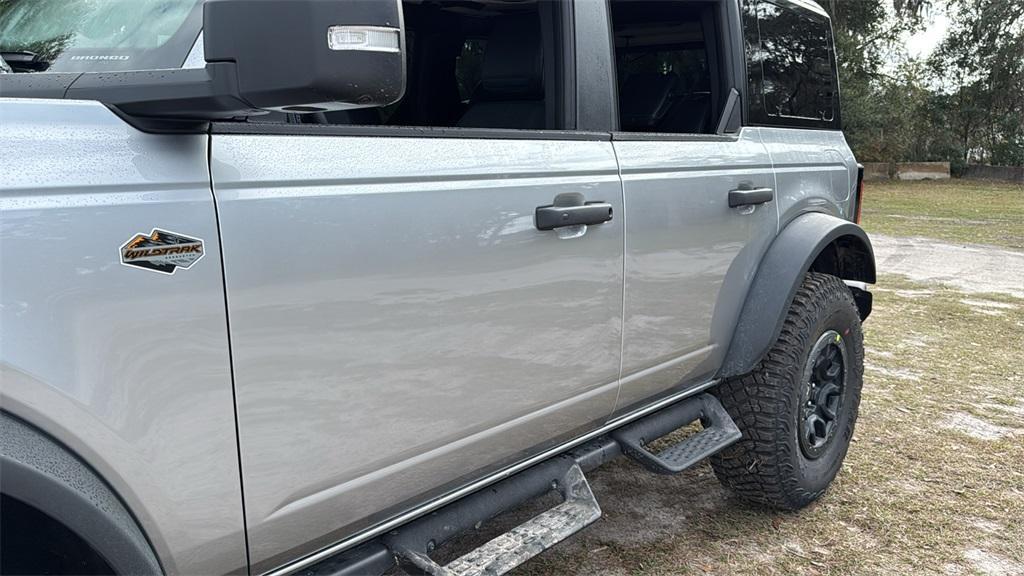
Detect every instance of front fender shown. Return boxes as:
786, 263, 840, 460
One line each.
718, 212, 875, 378
0, 412, 163, 575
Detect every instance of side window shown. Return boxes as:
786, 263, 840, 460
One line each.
744, 0, 840, 128
609, 0, 722, 134
317, 1, 563, 131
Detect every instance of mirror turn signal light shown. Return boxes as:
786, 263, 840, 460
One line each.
328, 26, 401, 53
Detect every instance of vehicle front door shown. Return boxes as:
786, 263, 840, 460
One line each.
210, 5, 624, 571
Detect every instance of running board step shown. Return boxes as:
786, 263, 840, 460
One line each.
385, 460, 601, 576
611, 393, 741, 475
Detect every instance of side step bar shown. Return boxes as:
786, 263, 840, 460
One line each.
385, 458, 601, 576
302, 393, 739, 576
611, 394, 741, 474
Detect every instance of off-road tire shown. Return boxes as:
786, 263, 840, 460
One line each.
710, 272, 864, 510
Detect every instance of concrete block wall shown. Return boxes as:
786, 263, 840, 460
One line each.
962, 165, 1024, 184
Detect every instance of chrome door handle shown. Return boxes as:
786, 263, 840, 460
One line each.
728, 187, 774, 208
535, 202, 614, 231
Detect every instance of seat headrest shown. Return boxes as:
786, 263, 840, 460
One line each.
619, 72, 680, 131
475, 14, 544, 101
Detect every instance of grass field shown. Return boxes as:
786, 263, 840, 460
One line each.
861, 179, 1024, 249
506, 180, 1024, 576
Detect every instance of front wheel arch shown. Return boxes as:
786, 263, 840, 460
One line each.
0, 412, 163, 575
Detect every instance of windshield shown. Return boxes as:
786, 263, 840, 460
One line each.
0, 0, 203, 73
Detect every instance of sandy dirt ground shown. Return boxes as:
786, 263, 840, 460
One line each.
872, 235, 1024, 298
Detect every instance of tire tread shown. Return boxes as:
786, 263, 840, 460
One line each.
710, 272, 863, 510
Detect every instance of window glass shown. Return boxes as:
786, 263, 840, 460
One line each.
618, 49, 708, 92
0, 0, 202, 73
321, 1, 559, 131
609, 1, 717, 134
455, 39, 487, 103
745, 0, 839, 127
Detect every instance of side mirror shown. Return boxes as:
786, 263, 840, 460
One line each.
55, 0, 406, 128
203, 0, 406, 113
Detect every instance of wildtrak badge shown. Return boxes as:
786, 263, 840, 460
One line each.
120, 229, 204, 275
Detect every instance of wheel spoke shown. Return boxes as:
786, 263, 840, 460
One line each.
825, 361, 842, 381
804, 417, 819, 445
812, 354, 829, 381
816, 383, 840, 419
804, 414, 824, 443
826, 345, 839, 363
823, 390, 841, 420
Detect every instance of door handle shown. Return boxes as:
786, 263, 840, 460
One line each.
535, 202, 614, 231
728, 187, 774, 208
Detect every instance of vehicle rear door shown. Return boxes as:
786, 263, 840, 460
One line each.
600, 0, 780, 414
209, 4, 624, 571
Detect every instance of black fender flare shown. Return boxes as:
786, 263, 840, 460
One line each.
718, 212, 876, 378
0, 412, 163, 575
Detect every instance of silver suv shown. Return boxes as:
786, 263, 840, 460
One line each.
0, 1, 874, 574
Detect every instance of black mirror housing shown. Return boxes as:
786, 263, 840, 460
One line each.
0, 0, 407, 130
204, 0, 406, 113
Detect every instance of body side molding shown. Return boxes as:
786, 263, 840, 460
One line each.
718, 212, 875, 378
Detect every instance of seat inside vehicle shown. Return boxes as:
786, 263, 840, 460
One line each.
619, 71, 681, 132
318, 0, 561, 131
456, 13, 545, 130
611, 0, 722, 135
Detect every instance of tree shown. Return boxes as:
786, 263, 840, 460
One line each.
929, 0, 1024, 167
824, 0, 930, 162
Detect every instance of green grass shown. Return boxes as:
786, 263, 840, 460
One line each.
861, 179, 1024, 249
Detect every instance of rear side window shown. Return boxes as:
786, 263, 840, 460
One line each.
742, 0, 840, 129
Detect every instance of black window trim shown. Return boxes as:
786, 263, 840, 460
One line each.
610, 131, 741, 143
574, 0, 618, 132
209, 122, 612, 141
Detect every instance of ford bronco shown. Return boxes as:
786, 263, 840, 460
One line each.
0, 0, 874, 574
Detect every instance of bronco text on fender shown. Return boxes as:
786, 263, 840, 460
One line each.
0, 0, 874, 574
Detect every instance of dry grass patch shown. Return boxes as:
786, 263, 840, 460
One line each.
861, 180, 1024, 249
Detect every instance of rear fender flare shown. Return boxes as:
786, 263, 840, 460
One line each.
718, 212, 875, 378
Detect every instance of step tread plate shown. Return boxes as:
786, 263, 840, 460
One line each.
445, 498, 600, 576
653, 426, 740, 470
394, 463, 601, 576
614, 394, 742, 475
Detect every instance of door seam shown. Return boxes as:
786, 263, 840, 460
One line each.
754, 127, 782, 235
207, 131, 253, 575
608, 138, 627, 420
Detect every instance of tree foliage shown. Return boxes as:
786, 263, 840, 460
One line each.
826, 0, 1023, 168
929, 0, 1024, 167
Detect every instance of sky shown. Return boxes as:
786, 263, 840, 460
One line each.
904, 6, 950, 59
881, 3, 950, 81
